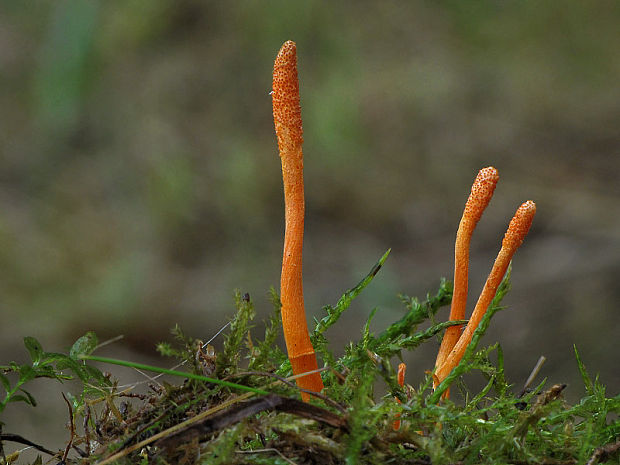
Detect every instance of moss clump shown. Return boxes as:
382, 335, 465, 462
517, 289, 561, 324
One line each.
1, 252, 619, 464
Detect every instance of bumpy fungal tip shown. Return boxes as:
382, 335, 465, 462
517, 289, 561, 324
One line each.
463, 166, 499, 224
273, 40, 303, 151
503, 200, 536, 250
476, 166, 500, 185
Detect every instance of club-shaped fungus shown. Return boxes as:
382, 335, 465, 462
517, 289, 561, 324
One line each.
272, 41, 324, 401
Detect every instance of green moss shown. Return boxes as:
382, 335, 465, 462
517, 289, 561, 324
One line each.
1, 253, 618, 465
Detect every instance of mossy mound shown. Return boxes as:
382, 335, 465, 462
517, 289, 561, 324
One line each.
2, 253, 618, 464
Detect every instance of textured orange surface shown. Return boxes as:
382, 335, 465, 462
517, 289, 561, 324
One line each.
503, 200, 536, 250
436, 201, 536, 384
435, 167, 499, 375
272, 41, 324, 399
273, 40, 303, 155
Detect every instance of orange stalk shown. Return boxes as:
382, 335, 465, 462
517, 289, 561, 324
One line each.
435, 201, 536, 385
272, 40, 324, 401
393, 362, 407, 431
434, 167, 499, 377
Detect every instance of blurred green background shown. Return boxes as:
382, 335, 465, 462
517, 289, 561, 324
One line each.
1, 0, 619, 447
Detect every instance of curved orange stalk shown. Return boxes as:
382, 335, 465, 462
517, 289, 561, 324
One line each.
435, 201, 536, 386
393, 362, 407, 430
272, 40, 324, 400
434, 167, 499, 380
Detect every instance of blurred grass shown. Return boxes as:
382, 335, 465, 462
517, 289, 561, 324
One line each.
0, 0, 619, 442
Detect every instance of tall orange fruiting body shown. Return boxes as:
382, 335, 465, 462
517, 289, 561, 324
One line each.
435, 201, 536, 385
434, 167, 499, 378
272, 40, 324, 401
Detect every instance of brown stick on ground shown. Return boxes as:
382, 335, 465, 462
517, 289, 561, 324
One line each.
434, 167, 499, 379
272, 40, 324, 401
435, 200, 536, 385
